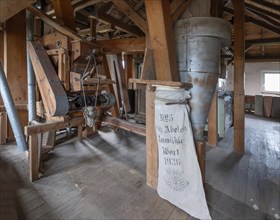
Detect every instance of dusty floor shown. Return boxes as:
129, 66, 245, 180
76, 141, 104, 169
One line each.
0, 114, 279, 219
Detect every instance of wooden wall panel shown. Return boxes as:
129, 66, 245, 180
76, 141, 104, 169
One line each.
4, 10, 28, 140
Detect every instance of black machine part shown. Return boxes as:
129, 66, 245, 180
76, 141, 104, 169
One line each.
69, 93, 115, 110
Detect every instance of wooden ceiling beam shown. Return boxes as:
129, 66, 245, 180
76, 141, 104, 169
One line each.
78, 23, 115, 35
95, 37, 145, 53
74, 0, 103, 12
245, 54, 280, 62
145, 0, 179, 81
53, 0, 76, 31
224, 7, 280, 35
27, 6, 82, 40
0, 0, 36, 23
47, 0, 80, 16
78, 9, 144, 36
112, 0, 147, 33
245, 37, 280, 46
247, 17, 280, 35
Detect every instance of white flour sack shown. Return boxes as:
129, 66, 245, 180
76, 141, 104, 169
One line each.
155, 87, 211, 220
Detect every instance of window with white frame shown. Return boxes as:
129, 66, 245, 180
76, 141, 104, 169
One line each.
262, 71, 280, 94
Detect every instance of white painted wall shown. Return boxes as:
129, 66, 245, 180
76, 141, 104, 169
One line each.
226, 62, 280, 95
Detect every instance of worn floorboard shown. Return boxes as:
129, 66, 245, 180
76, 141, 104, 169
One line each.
0, 115, 279, 219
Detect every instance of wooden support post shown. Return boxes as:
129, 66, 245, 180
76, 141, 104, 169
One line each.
233, 0, 245, 155
58, 52, 70, 90
78, 125, 83, 141
146, 86, 157, 189
145, 0, 179, 81
102, 55, 120, 117
208, 91, 218, 146
123, 54, 133, 89
106, 54, 131, 115
29, 134, 39, 182
140, 49, 156, 80
0, 112, 7, 144
90, 18, 97, 39
195, 140, 206, 183
0, 30, 3, 63
210, 0, 223, 17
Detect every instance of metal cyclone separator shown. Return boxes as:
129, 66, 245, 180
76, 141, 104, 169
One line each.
174, 17, 231, 141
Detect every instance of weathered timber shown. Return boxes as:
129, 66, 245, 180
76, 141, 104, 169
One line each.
233, 0, 245, 154
102, 116, 146, 136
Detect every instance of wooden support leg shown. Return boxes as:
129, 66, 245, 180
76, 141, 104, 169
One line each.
208, 91, 218, 146
78, 125, 83, 141
29, 134, 39, 182
146, 86, 157, 189
195, 140, 206, 183
0, 112, 7, 144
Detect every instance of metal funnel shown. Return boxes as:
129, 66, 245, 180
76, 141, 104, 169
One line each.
174, 17, 231, 140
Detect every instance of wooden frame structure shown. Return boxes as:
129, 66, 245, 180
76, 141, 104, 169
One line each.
24, 117, 85, 181
0, 0, 279, 187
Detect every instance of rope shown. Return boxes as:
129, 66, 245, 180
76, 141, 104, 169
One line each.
80, 49, 101, 130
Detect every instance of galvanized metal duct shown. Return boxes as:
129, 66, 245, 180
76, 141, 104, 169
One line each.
175, 17, 231, 140
0, 63, 28, 152
26, 11, 36, 122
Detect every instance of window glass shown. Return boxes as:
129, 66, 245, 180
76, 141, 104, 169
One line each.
263, 72, 280, 93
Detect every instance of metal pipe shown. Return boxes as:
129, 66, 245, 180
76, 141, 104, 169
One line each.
0, 63, 28, 152
26, 11, 36, 122
175, 17, 231, 140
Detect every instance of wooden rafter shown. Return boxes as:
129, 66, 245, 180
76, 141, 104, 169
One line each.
112, 0, 147, 33
53, 0, 76, 31
47, 0, 101, 16
245, 7, 280, 28
224, 7, 280, 34
74, 0, 103, 12
249, 0, 280, 14
171, 0, 192, 22
244, 2, 280, 21
78, 9, 143, 36
27, 6, 82, 40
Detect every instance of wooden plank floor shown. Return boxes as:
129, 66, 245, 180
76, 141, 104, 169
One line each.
0, 115, 279, 220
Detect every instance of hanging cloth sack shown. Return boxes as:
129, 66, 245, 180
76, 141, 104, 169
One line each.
155, 86, 211, 220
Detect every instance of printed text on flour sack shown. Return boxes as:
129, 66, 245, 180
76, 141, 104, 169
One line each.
156, 114, 187, 166
156, 113, 190, 191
